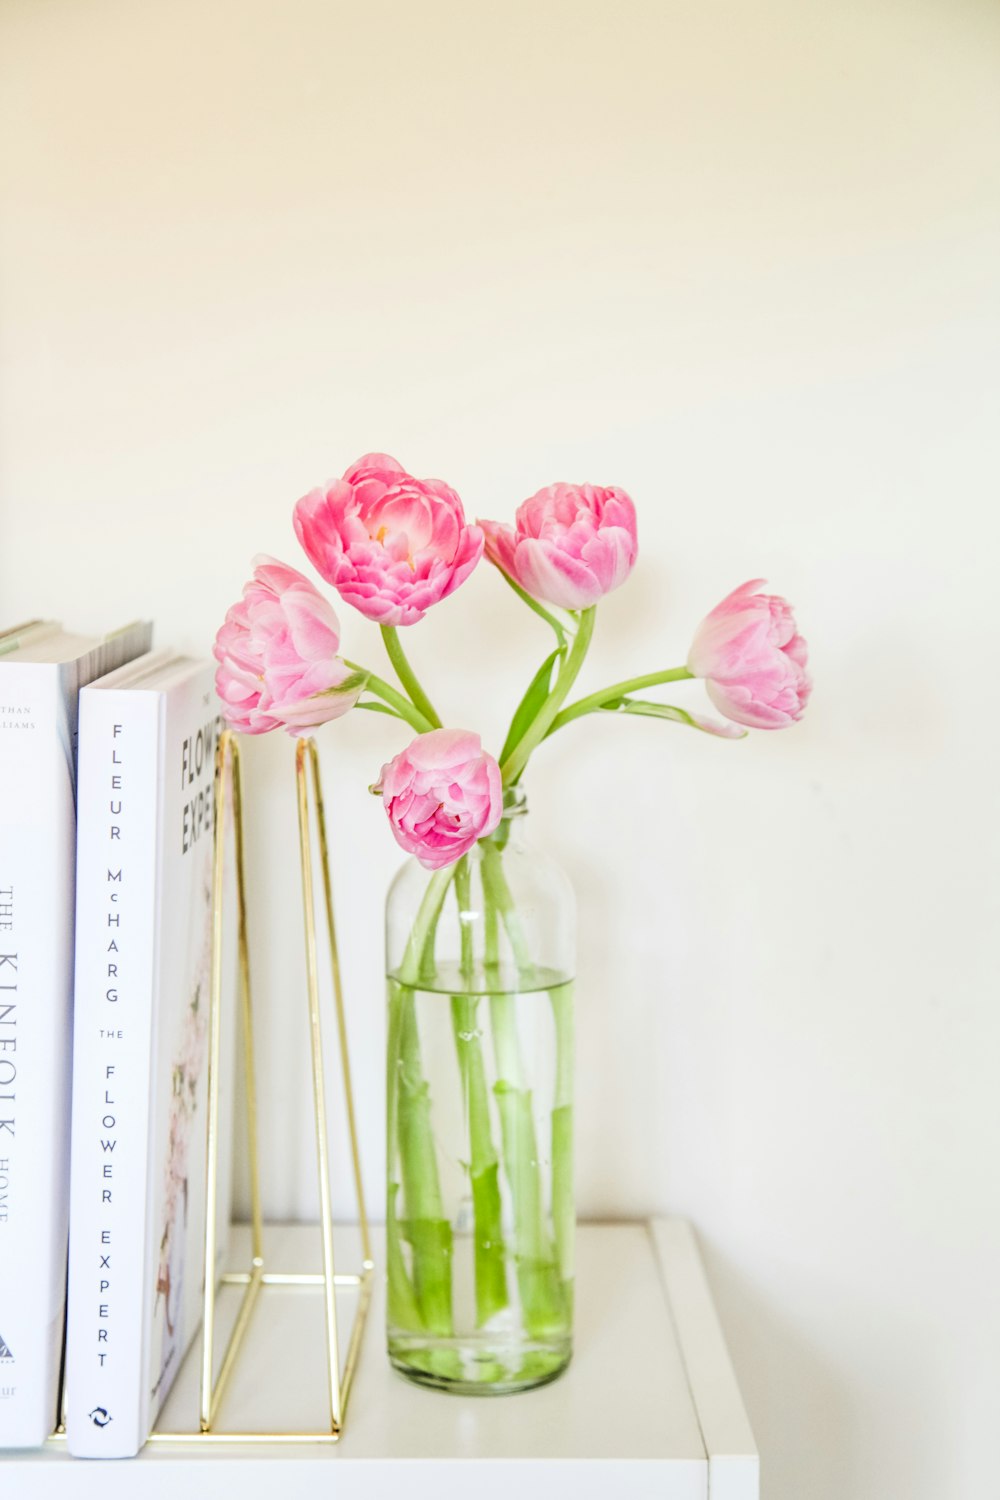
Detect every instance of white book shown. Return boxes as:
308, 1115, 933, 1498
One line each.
66, 653, 234, 1458
0, 621, 153, 1449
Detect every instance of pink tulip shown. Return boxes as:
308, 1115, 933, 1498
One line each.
374, 728, 503, 870
687, 580, 811, 729
293, 453, 484, 627
480, 482, 638, 610
213, 556, 363, 735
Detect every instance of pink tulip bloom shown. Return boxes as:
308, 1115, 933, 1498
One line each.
375, 728, 503, 870
480, 482, 638, 610
687, 580, 811, 730
293, 453, 484, 627
213, 556, 363, 735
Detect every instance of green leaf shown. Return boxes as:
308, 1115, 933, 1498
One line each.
499, 647, 566, 767
600, 697, 747, 739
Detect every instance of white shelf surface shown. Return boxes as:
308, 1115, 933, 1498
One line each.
7, 1218, 758, 1498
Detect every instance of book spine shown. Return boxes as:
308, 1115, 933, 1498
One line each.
66, 689, 160, 1458
0, 664, 77, 1448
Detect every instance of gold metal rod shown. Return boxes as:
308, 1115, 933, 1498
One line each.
50, 725, 378, 1450
204, 1263, 265, 1427
338, 1274, 376, 1420
149, 1431, 341, 1445
230, 736, 264, 1267
308, 740, 374, 1271
199, 733, 230, 1430
296, 740, 343, 1433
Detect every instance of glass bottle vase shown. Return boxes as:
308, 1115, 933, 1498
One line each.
385, 790, 575, 1394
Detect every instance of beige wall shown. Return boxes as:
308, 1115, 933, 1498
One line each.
2, 1, 998, 1494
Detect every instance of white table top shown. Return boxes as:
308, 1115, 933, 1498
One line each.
7, 1219, 758, 1499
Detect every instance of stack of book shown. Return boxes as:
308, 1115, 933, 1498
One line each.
0, 621, 234, 1458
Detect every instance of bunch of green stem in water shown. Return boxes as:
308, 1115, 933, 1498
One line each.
387, 859, 574, 1366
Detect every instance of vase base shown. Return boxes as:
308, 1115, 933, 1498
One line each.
388, 1337, 572, 1395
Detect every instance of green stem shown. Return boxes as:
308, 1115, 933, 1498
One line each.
345, 660, 434, 733
497, 571, 569, 645
385, 982, 422, 1331
480, 844, 531, 975
455, 856, 475, 978
545, 666, 694, 737
386, 1184, 424, 1332
450, 857, 508, 1326
394, 986, 453, 1335
499, 608, 597, 786
380, 626, 442, 730
484, 878, 500, 986
481, 845, 567, 1340
389, 867, 456, 1338
355, 700, 407, 723
492, 1075, 566, 1339
398, 868, 455, 987
549, 982, 575, 1298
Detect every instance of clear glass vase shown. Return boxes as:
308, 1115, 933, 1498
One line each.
385, 788, 575, 1394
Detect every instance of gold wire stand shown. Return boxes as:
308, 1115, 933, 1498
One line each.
54, 730, 374, 1448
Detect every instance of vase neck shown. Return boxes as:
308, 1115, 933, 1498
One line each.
478, 784, 527, 853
